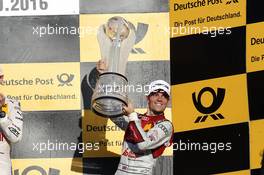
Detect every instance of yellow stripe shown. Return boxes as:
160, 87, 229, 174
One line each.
82, 108, 172, 157
80, 13, 169, 62
170, 0, 246, 37
172, 74, 249, 132
213, 170, 250, 175
2, 104, 8, 114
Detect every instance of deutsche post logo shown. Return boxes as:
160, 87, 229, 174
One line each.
226, 0, 239, 5
57, 73, 74, 86
192, 87, 226, 123
131, 22, 149, 54
14, 166, 60, 175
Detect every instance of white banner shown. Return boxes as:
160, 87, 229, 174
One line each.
0, 0, 79, 16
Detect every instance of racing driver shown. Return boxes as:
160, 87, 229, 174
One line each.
96, 59, 173, 175
0, 65, 23, 175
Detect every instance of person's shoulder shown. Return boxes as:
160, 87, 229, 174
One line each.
156, 119, 173, 134
5, 97, 21, 108
157, 118, 172, 125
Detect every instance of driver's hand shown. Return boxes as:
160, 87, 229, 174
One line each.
96, 59, 108, 74
122, 100, 134, 116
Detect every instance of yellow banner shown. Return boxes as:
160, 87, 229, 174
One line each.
83, 108, 172, 157
250, 119, 264, 169
214, 170, 250, 175
246, 22, 264, 73
170, 0, 246, 37
80, 13, 169, 62
12, 158, 82, 175
0, 63, 80, 111
172, 74, 249, 132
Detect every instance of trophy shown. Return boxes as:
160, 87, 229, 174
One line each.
91, 16, 136, 118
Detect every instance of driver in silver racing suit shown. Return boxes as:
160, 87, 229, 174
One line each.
0, 66, 23, 175
97, 60, 173, 175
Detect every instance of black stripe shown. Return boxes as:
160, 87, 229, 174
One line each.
15, 117, 23, 122
247, 0, 264, 24
173, 122, 249, 174
247, 70, 264, 121
251, 168, 264, 175
171, 26, 246, 85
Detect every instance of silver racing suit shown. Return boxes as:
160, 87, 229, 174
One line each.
111, 112, 173, 175
0, 98, 23, 175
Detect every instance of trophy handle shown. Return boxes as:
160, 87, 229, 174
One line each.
97, 21, 136, 75
97, 25, 112, 71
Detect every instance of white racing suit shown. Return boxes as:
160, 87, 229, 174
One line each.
0, 98, 23, 175
111, 112, 173, 175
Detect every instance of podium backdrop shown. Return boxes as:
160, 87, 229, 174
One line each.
0, 0, 263, 174
170, 0, 264, 174
0, 0, 171, 175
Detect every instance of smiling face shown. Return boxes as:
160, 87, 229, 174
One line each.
147, 90, 169, 116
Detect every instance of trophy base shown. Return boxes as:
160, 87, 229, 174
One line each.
92, 97, 125, 118
92, 72, 128, 118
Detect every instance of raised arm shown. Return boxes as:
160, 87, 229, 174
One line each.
0, 98, 23, 143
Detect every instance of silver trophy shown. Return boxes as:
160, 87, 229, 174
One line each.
92, 16, 136, 118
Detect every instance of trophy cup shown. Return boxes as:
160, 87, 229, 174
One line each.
91, 16, 136, 118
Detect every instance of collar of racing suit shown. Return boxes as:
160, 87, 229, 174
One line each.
138, 113, 166, 132
124, 113, 173, 159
